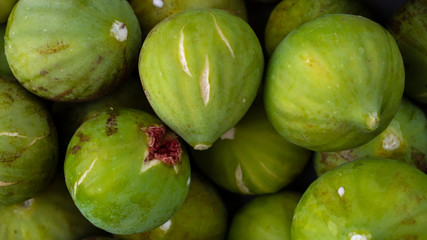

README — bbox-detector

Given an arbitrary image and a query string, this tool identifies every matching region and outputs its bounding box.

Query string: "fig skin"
[228,191,301,240]
[0,174,104,240]
[264,14,404,152]
[129,0,248,36]
[388,0,427,104]
[291,158,427,240]
[0,78,58,205]
[192,99,311,195]
[4,0,142,102]
[0,24,14,78]
[64,108,191,235]
[139,9,264,150]
[265,0,370,56]
[314,98,427,176]
[116,171,228,240]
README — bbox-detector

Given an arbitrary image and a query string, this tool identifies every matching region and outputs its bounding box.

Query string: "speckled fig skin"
[4,0,142,102]
[0,0,17,23]
[291,158,427,240]
[264,14,404,152]
[64,108,191,235]
[388,0,427,104]
[0,174,104,240]
[139,9,264,150]
[81,237,115,240]
[264,0,370,56]
[51,76,152,154]
[116,171,228,240]
[228,191,301,240]
[314,98,427,176]
[192,98,311,195]
[0,24,14,78]
[0,78,58,205]
[129,0,248,36]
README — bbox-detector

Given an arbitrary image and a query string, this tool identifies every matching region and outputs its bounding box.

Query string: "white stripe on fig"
[179,27,192,77]
[235,164,251,194]
[159,219,172,232]
[260,161,284,182]
[365,112,379,131]
[74,157,98,198]
[194,144,210,150]
[200,54,210,106]
[221,127,235,140]
[152,0,164,8]
[140,159,162,173]
[0,181,18,186]
[211,13,234,58]
[0,132,27,138]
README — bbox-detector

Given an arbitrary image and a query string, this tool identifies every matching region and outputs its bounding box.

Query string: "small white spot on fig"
[211,13,234,58]
[221,127,235,140]
[140,159,162,173]
[359,47,365,54]
[159,219,172,232]
[179,27,192,77]
[110,20,128,42]
[235,164,251,194]
[153,0,164,8]
[187,176,191,186]
[200,54,210,106]
[23,199,34,208]
[0,181,18,187]
[338,186,345,197]
[194,144,210,150]
[365,112,379,131]
[348,232,371,240]
[382,133,400,151]
[43,29,47,32]
[242,98,246,103]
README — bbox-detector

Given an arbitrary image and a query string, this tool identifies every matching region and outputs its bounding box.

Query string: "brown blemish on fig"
[39,41,69,55]
[0,151,22,164]
[70,145,81,154]
[411,151,426,173]
[106,112,118,136]
[40,70,48,76]
[145,125,181,166]
[52,88,73,101]
[37,86,48,92]
[76,132,90,142]
[401,218,416,225]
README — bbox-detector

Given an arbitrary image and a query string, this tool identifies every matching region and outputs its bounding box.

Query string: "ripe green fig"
[192,99,311,195]
[129,0,248,36]
[64,108,191,235]
[139,9,264,150]
[0,78,58,205]
[0,174,104,240]
[314,98,427,175]
[388,0,427,104]
[264,14,405,152]
[0,24,14,78]
[291,158,427,240]
[4,0,142,102]
[228,191,301,240]
[116,171,228,240]
[0,0,17,23]
[265,0,370,56]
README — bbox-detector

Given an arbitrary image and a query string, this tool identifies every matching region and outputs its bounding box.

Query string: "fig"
[0,0,17,23]
[264,14,404,152]
[314,98,427,175]
[265,0,370,56]
[388,0,427,104]
[0,174,104,240]
[4,0,142,102]
[228,191,301,240]
[116,171,227,240]
[64,108,191,235]
[139,9,264,150]
[0,78,58,205]
[0,24,13,78]
[291,158,427,240]
[129,0,248,36]
[192,99,311,195]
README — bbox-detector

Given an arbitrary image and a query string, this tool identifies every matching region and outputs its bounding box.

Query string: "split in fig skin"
[146,126,181,166]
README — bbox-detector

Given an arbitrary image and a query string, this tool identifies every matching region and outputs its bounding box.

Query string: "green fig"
[192,99,310,194]
[291,158,427,240]
[265,0,370,56]
[0,78,58,205]
[4,0,142,102]
[388,0,427,104]
[264,14,404,152]
[116,171,227,240]
[0,174,104,240]
[314,98,427,175]
[0,24,14,78]
[129,0,248,36]
[139,9,264,150]
[228,191,301,240]
[64,108,191,235]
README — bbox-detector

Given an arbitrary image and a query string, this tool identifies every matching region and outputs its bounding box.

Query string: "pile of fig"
[0,0,426,239]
